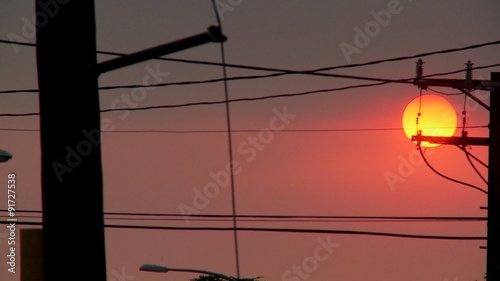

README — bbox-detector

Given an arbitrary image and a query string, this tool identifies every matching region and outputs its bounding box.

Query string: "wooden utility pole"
[413,60,499,280]
[35,0,226,279]
[487,72,500,281]
[36,1,107,280]
[21,229,44,281]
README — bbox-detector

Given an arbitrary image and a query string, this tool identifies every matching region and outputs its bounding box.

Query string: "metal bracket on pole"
[456,87,490,111]
[94,25,226,75]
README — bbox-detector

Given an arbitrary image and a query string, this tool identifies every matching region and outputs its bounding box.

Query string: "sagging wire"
[463,146,489,185]
[458,62,488,185]
[427,87,463,96]
[416,143,487,195]
[454,144,488,169]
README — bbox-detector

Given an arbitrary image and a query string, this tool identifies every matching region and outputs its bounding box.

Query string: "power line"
[87,65,500,114]
[102,218,487,223]
[2,62,499,118]
[458,144,489,185]
[99,62,498,92]
[101,39,500,75]
[0,81,385,117]
[1,35,500,95]
[0,220,485,240]
[0,68,413,95]
[6,215,485,223]
[0,125,488,134]
[464,148,489,185]
[0,81,387,117]
[2,62,500,95]
[0,209,486,221]
[0,40,36,48]
[455,144,489,169]
[1,38,500,78]
[428,87,464,96]
[0,112,39,117]
[0,88,39,94]
[417,145,488,194]
[102,225,489,240]
[456,93,488,185]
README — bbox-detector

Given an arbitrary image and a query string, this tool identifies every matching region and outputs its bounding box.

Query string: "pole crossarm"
[411,134,489,146]
[413,78,493,91]
[414,78,492,110]
[94,25,226,74]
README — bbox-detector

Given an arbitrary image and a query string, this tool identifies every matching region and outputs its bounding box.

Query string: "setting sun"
[402,94,458,147]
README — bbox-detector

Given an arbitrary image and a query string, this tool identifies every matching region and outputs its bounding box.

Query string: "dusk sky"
[1,1,500,281]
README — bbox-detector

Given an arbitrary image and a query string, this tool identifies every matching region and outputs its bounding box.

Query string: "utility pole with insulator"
[487,72,500,281]
[413,60,500,280]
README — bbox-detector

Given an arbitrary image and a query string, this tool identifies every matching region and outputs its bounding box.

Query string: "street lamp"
[139,264,237,281]
[0,149,12,162]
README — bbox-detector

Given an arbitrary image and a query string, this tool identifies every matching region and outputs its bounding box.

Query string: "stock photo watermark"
[339,0,406,63]
[110,267,135,281]
[6,173,17,274]
[104,64,170,123]
[7,0,244,53]
[384,147,435,191]
[51,64,170,182]
[7,0,71,54]
[178,106,297,223]
[281,235,340,281]
[214,0,245,21]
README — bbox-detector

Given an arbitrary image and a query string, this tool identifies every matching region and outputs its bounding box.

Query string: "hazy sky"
[1,1,500,281]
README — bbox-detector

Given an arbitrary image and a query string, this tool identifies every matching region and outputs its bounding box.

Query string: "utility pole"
[36,1,106,281]
[487,72,500,281]
[413,61,499,280]
[36,1,226,279]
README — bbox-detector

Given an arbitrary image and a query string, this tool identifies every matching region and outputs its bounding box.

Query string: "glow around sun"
[402,94,458,148]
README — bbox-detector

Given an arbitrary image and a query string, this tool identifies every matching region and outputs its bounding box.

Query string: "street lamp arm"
[169,267,237,281]
[0,149,12,163]
[140,264,237,281]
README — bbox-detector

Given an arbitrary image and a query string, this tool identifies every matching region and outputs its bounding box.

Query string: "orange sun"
[402,94,458,148]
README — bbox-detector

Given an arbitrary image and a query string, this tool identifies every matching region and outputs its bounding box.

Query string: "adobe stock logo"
[51,63,169,183]
[281,235,340,281]
[7,0,71,54]
[178,106,297,223]
[383,146,436,192]
[339,0,406,63]
[51,128,101,183]
[213,0,245,21]
[110,267,135,281]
